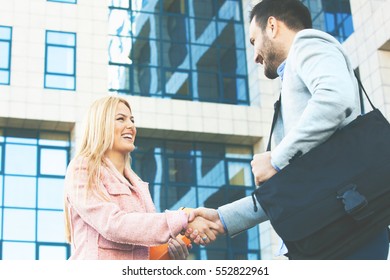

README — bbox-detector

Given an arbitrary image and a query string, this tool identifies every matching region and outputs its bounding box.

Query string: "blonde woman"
[64,96,220,260]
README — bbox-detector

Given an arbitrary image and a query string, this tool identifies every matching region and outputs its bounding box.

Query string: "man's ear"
[267,16,278,38]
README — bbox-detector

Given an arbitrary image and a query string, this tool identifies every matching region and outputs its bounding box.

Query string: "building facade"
[0,0,389,260]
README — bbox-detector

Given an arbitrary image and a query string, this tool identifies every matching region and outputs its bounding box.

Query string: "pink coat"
[64,157,187,260]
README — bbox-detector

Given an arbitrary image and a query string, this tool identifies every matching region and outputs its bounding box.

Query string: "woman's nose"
[126,120,134,129]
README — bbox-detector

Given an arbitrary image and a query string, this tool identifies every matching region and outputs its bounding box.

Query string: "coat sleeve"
[64,159,188,246]
[271,36,358,169]
[218,196,268,237]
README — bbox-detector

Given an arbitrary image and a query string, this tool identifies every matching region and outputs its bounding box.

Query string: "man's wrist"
[217,209,228,234]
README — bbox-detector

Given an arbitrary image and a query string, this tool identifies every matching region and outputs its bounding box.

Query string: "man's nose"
[254,52,260,64]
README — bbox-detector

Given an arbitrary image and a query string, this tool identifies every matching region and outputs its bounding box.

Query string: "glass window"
[0,128,70,260]
[196,158,225,187]
[133,153,164,184]
[3,209,36,241]
[45,31,76,90]
[47,0,77,4]
[0,175,3,207]
[190,18,217,44]
[163,0,187,15]
[217,20,245,49]
[227,161,253,187]
[4,176,36,208]
[2,242,35,260]
[189,0,217,18]
[132,138,259,260]
[226,146,252,159]
[165,70,191,98]
[302,0,354,42]
[133,66,162,95]
[39,132,70,147]
[162,42,190,69]
[5,128,37,144]
[40,148,67,176]
[217,0,241,21]
[161,15,188,43]
[0,208,2,237]
[47,47,74,74]
[5,144,37,176]
[108,64,130,91]
[37,210,66,242]
[109,0,130,9]
[219,48,246,75]
[39,245,68,260]
[108,8,131,37]
[195,72,219,101]
[0,26,12,85]
[131,0,160,13]
[163,185,197,210]
[38,178,65,210]
[109,36,132,65]
[132,13,161,39]
[193,45,219,72]
[0,145,2,172]
[131,38,158,66]
[167,157,194,184]
[108,0,249,105]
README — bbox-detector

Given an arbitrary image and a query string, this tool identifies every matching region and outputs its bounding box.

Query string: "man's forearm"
[218,196,269,237]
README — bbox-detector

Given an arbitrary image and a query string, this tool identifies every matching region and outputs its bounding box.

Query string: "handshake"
[181,207,226,246]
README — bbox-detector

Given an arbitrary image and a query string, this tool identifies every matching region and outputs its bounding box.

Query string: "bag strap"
[354,70,376,112]
[265,71,375,152]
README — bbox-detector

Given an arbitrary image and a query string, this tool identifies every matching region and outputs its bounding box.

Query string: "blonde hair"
[65,95,132,243]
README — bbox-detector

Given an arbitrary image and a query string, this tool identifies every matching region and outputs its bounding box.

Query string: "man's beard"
[262,38,282,80]
[263,50,280,79]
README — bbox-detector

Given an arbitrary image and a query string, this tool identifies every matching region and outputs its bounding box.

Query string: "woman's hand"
[168,236,191,260]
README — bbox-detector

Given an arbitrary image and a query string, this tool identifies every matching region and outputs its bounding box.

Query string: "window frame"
[47,0,77,4]
[0,26,12,85]
[108,1,250,105]
[44,30,77,91]
[0,128,70,260]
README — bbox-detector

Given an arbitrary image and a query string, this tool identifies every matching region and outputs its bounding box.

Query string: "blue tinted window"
[47,0,77,4]
[5,144,37,176]
[132,138,260,260]
[4,176,36,208]
[45,31,76,90]
[37,211,66,242]
[38,178,65,210]
[302,0,354,42]
[2,242,35,260]
[40,148,67,176]
[109,0,130,8]
[0,175,3,207]
[3,209,36,241]
[38,245,68,260]
[108,0,249,105]
[0,128,70,260]
[0,26,12,85]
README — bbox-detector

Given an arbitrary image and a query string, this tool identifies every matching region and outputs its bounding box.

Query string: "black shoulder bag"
[252,75,390,259]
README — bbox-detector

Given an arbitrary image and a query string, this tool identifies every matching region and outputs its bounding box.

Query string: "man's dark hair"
[250,0,312,31]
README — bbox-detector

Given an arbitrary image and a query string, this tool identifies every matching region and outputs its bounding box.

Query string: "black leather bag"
[252,76,390,259]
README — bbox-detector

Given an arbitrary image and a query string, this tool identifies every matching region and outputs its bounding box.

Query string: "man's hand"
[185,207,225,245]
[251,151,277,186]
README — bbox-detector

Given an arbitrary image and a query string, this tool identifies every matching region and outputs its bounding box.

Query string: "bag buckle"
[337,184,368,218]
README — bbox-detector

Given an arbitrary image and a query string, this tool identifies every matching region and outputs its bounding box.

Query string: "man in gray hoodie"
[187,0,389,260]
